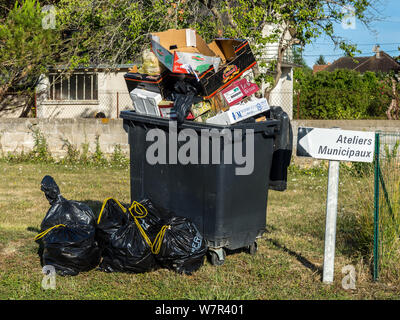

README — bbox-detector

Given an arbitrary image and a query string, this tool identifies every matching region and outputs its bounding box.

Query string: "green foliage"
[110,144,129,167]
[0,0,379,106]
[384,140,399,162]
[294,68,394,119]
[80,140,90,164]
[0,0,61,107]
[91,135,107,165]
[29,126,53,162]
[1,131,129,168]
[288,160,328,177]
[340,161,374,178]
[61,138,80,164]
[315,55,327,66]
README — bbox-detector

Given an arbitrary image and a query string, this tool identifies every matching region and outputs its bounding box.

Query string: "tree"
[54,0,380,99]
[193,0,379,99]
[315,55,327,65]
[0,0,62,116]
[0,0,381,115]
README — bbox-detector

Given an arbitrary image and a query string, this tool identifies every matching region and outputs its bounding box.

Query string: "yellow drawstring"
[129,201,147,218]
[97,197,127,225]
[128,201,170,254]
[152,224,170,255]
[41,198,171,254]
[34,224,66,241]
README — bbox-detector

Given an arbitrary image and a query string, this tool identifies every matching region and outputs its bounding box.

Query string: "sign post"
[322,159,340,283]
[297,127,375,284]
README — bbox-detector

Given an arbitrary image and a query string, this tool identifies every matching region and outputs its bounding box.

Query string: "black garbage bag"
[39,175,97,230]
[154,216,207,275]
[95,198,130,248]
[35,175,101,276]
[169,80,202,123]
[36,224,101,276]
[96,199,166,273]
[98,221,158,273]
[133,198,172,241]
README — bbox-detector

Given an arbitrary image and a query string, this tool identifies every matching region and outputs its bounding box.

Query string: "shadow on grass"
[27,226,40,233]
[266,238,323,278]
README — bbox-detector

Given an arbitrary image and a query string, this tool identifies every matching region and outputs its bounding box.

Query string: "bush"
[294,68,394,119]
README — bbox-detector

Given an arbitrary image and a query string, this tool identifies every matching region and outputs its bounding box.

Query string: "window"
[48,73,98,101]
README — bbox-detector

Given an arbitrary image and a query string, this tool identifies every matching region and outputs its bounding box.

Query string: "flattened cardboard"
[151,29,219,75]
[167,39,257,99]
[124,71,172,99]
[208,39,241,61]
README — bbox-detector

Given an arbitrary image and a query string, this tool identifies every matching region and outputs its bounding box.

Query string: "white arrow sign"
[297,127,375,163]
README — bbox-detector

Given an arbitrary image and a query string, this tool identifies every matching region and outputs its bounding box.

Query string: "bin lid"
[120,110,279,134]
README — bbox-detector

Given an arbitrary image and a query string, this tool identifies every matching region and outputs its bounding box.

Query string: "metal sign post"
[297,127,375,284]
[322,160,340,283]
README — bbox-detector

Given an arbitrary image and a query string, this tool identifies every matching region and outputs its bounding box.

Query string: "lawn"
[0,161,398,300]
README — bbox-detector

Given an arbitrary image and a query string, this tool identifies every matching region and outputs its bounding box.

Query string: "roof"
[324,51,400,74]
[313,64,329,74]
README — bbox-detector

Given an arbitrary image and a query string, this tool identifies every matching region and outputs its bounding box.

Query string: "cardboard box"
[166,38,257,99]
[124,71,172,98]
[220,78,260,106]
[126,31,257,103]
[206,98,270,125]
[151,29,221,75]
[158,101,175,118]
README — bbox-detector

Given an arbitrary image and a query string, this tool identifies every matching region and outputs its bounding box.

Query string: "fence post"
[373,132,380,282]
[116,92,119,119]
[297,91,300,119]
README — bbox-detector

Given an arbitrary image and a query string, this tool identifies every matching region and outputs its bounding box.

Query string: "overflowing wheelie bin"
[120,27,292,265]
[120,107,292,265]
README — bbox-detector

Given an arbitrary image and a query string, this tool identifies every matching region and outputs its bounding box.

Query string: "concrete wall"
[0,118,128,157]
[0,118,398,158]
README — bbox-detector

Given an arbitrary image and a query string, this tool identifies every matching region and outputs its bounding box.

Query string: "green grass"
[0,161,399,300]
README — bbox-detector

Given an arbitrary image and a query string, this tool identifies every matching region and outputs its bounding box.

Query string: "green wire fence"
[373,132,400,282]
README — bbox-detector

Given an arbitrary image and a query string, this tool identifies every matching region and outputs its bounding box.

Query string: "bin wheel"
[248,242,258,255]
[209,249,226,266]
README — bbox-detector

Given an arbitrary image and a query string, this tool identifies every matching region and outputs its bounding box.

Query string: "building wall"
[258,24,295,119]
[37,70,132,119]
[268,66,293,119]
[0,118,398,158]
